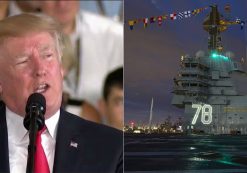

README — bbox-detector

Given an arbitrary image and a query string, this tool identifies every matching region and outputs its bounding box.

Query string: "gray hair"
[0,13,64,59]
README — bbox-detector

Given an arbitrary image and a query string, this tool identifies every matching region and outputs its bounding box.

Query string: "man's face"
[0,32,64,118]
[41,1,79,26]
[105,87,123,130]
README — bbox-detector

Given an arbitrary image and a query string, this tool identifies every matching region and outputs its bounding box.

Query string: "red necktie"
[34,126,50,173]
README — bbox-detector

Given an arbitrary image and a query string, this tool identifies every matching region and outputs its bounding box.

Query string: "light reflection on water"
[189,157,208,161]
[125,134,247,172]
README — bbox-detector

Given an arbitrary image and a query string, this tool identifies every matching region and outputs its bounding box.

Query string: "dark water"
[124,134,247,173]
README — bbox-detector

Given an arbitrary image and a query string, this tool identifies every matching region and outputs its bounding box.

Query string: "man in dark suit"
[0,13,122,173]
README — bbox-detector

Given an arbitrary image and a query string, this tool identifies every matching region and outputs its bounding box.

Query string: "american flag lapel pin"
[70,141,78,148]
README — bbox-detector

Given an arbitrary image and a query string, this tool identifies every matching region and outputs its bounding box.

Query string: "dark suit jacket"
[0,102,123,173]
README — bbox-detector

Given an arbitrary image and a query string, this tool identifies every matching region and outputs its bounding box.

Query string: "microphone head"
[24,93,46,130]
[25,93,46,114]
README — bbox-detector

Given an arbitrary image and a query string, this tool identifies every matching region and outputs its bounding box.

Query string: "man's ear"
[60,64,65,79]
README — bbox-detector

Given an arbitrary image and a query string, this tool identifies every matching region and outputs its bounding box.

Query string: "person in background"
[0,13,122,173]
[60,35,102,123]
[99,67,123,130]
[40,1,123,110]
[0,1,9,20]
[8,1,41,16]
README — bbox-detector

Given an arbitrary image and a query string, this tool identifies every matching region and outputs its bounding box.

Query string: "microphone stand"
[24,93,46,173]
[26,108,40,173]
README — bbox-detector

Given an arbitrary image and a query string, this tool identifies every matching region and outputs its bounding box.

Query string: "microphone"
[24,92,46,131]
[23,93,46,173]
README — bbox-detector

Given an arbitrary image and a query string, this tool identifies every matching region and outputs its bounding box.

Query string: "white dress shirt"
[6,107,60,173]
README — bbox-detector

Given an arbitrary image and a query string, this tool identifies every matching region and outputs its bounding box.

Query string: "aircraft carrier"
[172,5,247,134]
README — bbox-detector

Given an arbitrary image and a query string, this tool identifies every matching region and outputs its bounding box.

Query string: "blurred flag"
[143,18,148,28]
[240,21,245,30]
[192,9,200,15]
[170,13,177,20]
[162,15,168,20]
[157,16,162,26]
[236,18,241,24]
[184,10,191,18]
[150,17,156,23]
[128,20,134,30]
[178,12,184,19]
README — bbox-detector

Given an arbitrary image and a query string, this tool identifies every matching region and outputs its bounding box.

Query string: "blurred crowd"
[0,1,123,130]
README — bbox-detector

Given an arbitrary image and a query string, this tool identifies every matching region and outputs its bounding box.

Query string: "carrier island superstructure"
[172,5,247,134]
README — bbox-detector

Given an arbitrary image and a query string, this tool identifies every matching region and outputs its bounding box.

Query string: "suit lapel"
[0,102,10,173]
[53,110,83,173]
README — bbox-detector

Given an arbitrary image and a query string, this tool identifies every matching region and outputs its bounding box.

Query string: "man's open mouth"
[35,83,49,93]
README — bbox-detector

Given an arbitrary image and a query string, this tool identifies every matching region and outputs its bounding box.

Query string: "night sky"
[124,0,247,125]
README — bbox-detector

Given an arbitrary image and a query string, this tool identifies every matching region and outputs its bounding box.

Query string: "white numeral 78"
[191,104,212,125]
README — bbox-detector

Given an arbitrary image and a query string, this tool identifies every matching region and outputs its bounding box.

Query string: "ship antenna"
[148,97,154,133]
